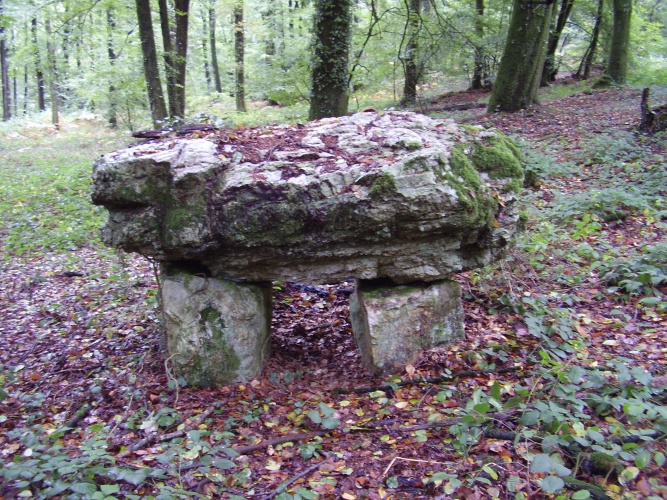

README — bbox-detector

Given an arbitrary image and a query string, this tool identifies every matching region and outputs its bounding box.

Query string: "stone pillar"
[350,279,464,374]
[161,265,272,386]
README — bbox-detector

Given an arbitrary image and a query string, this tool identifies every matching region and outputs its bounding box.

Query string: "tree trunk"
[44,19,58,129]
[31,17,45,112]
[400,0,421,106]
[541,0,575,86]
[0,0,11,121]
[201,5,211,90]
[262,0,277,65]
[607,0,631,84]
[173,0,190,118]
[158,0,178,118]
[209,4,222,93]
[234,0,246,112]
[107,8,118,128]
[471,0,486,91]
[135,0,167,126]
[309,0,352,120]
[487,0,555,113]
[580,0,603,79]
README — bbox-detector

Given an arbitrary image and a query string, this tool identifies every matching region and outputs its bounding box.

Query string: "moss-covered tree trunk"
[541,0,575,86]
[234,0,246,112]
[487,0,555,113]
[309,0,352,120]
[607,0,631,84]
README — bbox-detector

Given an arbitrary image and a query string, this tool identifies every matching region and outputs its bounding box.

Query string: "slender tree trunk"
[31,17,45,112]
[23,65,27,115]
[607,0,631,84]
[309,0,352,120]
[107,9,118,128]
[487,0,555,112]
[234,0,246,112]
[400,0,421,106]
[201,6,211,90]
[44,19,59,129]
[262,0,277,65]
[471,0,487,90]
[0,0,11,120]
[173,0,190,117]
[582,0,604,79]
[209,4,222,93]
[158,0,189,118]
[135,0,167,126]
[541,0,575,86]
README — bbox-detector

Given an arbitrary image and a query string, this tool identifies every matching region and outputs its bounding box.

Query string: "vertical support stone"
[350,279,464,374]
[161,265,272,386]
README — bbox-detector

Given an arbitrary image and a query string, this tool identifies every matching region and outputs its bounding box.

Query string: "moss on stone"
[586,452,619,475]
[368,172,397,198]
[183,306,241,386]
[471,134,524,184]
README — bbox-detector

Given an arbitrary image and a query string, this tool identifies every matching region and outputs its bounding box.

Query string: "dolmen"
[92,111,523,386]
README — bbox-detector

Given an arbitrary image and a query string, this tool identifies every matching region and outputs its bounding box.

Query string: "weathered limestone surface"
[93,111,522,285]
[350,279,463,374]
[93,111,524,385]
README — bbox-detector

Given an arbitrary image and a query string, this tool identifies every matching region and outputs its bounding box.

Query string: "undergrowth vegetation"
[1,90,666,499]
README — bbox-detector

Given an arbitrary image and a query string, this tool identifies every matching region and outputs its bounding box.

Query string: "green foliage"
[0,120,130,258]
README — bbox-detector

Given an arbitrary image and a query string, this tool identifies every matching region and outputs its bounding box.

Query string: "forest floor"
[1,82,666,500]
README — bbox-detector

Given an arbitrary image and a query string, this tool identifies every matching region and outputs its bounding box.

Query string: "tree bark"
[173,0,190,118]
[44,18,58,129]
[107,8,118,128]
[541,0,575,86]
[234,0,246,112]
[607,0,631,84]
[400,0,421,106]
[135,0,168,126]
[579,0,603,79]
[158,0,178,117]
[31,17,45,112]
[309,0,352,120]
[0,0,11,120]
[470,0,487,91]
[201,5,211,90]
[209,4,222,93]
[487,0,556,113]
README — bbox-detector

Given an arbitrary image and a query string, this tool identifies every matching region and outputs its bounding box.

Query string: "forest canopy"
[0,0,665,127]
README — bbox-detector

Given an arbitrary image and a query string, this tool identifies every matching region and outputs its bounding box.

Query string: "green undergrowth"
[0,118,130,258]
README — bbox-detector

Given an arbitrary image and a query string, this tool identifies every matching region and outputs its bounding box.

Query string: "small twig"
[383,456,448,478]
[333,366,521,395]
[118,402,221,458]
[231,430,331,456]
[262,453,331,500]
[65,402,92,429]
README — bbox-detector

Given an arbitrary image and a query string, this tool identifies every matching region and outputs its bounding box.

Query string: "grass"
[0,117,131,258]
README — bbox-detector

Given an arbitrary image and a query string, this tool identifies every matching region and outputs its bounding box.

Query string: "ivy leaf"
[635,451,651,469]
[572,490,591,499]
[307,410,322,424]
[530,454,553,473]
[322,417,340,429]
[541,475,565,493]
